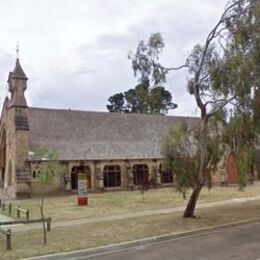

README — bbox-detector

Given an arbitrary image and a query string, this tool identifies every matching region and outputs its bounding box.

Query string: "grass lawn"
[1,184,260,222]
[0,200,260,260]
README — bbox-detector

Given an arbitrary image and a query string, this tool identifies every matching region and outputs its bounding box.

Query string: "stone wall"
[28,158,171,195]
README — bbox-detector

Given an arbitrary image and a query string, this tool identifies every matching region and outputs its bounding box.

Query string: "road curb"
[20,217,260,260]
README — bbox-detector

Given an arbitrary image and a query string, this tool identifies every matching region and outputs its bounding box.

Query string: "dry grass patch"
[1,184,260,222]
[0,200,260,260]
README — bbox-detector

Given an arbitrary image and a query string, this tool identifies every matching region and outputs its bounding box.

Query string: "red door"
[226,153,238,184]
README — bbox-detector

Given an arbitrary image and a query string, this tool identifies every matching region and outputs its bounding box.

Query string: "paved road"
[32,222,260,260]
[92,222,260,260]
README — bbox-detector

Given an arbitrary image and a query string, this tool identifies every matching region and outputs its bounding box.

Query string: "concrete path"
[2,195,260,232]
[0,213,13,222]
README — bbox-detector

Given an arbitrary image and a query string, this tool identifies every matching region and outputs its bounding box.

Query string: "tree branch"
[205,98,230,107]
[165,64,189,72]
[193,0,243,117]
[207,95,238,119]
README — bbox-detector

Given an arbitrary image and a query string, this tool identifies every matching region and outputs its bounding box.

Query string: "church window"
[159,164,173,184]
[103,165,121,187]
[31,164,40,179]
[133,164,149,186]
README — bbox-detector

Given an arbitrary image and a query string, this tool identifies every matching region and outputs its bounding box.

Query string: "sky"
[0,0,228,117]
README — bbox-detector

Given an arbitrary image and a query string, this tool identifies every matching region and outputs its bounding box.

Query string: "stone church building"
[0,58,239,198]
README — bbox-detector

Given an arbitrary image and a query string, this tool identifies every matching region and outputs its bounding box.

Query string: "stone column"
[152,160,160,188]
[94,161,103,192]
[126,161,134,190]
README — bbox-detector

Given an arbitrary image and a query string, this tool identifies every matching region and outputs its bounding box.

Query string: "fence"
[0,199,30,220]
[0,199,51,250]
[0,217,52,250]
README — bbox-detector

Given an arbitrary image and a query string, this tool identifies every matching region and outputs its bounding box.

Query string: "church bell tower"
[4,47,31,198]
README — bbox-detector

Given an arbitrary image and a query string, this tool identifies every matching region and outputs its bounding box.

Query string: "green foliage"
[33,146,65,244]
[161,0,259,217]
[223,113,256,188]
[107,33,178,114]
[237,150,251,190]
[106,93,125,113]
[108,0,258,217]
[128,33,166,86]
[125,82,149,113]
[184,0,259,191]
[162,123,198,196]
[253,86,260,134]
[107,81,176,115]
[185,0,259,117]
[33,146,64,186]
[162,121,224,196]
[150,86,175,114]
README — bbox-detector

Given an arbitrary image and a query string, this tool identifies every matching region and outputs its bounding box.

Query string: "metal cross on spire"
[16,42,19,59]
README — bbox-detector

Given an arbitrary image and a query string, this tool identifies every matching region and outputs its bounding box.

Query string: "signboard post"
[77,173,88,206]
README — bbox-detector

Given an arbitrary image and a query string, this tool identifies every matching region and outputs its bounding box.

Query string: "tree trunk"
[182,117,207,218]
[40,186,47,244]
[183,183,203,218]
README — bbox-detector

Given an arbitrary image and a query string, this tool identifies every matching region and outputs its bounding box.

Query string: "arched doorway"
[71,165,91,190]
[132,164,149,186]
[226,152,238,184]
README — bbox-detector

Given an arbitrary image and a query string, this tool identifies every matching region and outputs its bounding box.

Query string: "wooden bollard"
[26,210,29,221]
[47,217,51,232]
[8,203,12,215]
[0,199,2,207]
[17,207,20,218]
[2,202,6,211]
[6,229,11,250]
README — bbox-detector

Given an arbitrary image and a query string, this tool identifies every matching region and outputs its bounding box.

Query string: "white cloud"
[0,0,228,116]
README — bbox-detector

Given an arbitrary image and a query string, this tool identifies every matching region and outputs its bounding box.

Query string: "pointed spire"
[12,58,27,80]
[8,44,28,81]
[7,46,28,107]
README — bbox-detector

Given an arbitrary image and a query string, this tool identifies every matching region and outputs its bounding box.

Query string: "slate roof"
[28,107,199,161]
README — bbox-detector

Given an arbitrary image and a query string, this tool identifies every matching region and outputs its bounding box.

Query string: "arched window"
[32,164,40,179]
[32,171,37,178]
[133,164,149,186]
[103,165,121,187]
[160,164,173,184]
[7,160,12,186]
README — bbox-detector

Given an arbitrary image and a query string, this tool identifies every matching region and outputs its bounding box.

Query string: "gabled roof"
[28,107,199,161]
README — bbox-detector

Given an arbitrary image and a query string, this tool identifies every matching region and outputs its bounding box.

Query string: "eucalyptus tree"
[132,0,259,217]
[107,33,177,114]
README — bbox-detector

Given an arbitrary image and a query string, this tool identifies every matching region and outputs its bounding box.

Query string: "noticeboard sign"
[77,173,88,206]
